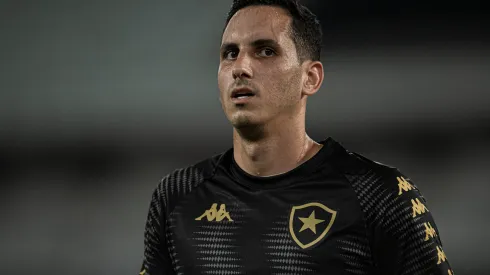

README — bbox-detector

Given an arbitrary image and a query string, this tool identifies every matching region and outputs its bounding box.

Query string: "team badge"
[289,202,337,249]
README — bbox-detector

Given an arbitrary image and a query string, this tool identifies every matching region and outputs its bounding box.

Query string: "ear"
[301,61,324,96]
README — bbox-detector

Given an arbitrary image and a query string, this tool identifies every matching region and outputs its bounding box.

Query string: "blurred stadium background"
[0,0,488,274]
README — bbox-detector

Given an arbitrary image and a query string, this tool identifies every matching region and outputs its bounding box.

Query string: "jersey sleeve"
[371,170,454,275]
[139,180,175,275]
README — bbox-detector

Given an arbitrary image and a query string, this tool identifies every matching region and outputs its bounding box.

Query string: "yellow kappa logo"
[411,198,429,218]
[424,222,437,241]
[397,176,414,195]
[196,203,233,222]
[437,246,447,265]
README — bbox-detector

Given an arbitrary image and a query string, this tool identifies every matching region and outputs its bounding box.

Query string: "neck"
[232,113,322,177]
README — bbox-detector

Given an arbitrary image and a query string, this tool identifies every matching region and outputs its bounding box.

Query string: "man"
[140,0,453,274]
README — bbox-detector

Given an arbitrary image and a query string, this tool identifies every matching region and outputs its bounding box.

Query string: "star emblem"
[289,202,337,249]
[298,210,325,234]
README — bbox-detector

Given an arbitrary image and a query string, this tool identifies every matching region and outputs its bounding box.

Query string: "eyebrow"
[220,39,280,53]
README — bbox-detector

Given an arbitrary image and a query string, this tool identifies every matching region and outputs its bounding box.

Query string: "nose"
[232,54,253,80]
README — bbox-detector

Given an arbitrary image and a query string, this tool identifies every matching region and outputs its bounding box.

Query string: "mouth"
[231,88,256,100]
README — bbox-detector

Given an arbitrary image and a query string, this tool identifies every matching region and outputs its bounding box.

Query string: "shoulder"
[328,144,451,273]
[328,140,417,197]
[343,151,418,196]
[328,142,424,227]
[152,151,227,213]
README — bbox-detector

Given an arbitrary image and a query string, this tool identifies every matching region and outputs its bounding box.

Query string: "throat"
[234,135,321,177]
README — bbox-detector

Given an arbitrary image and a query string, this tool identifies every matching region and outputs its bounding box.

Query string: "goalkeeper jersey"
[140,137,453,275]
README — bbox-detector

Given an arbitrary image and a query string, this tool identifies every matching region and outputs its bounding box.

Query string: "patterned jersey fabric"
[140,137,453,275]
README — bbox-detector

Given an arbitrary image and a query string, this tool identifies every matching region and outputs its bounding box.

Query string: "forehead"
[222,6,293,45]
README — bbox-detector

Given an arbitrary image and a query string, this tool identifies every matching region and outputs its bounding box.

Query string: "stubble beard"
[229,110,267,142]
[226,71,303,141]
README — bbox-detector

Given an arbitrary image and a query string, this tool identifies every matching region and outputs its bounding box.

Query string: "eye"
[223,49,238,60]
[257,48,276,57]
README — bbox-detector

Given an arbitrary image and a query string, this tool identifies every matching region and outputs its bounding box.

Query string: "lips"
[231,88,256,99]
[230,87,256,104]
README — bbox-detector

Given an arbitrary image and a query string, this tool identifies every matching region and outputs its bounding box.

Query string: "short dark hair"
[224,0,323,63]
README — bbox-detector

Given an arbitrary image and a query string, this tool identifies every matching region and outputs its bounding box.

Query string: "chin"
[229,113,261,129]
[231,116,253,128]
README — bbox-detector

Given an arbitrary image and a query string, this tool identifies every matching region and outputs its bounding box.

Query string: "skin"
[218,5,324,177]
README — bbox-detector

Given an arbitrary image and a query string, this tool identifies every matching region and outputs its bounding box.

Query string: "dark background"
[0,0,488,274]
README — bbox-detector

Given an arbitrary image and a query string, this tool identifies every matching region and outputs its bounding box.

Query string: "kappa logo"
[195,203,233,222]
[289,202,337,249]
[436,246,447,265]
[397,176,414,195]
[411,198,429,218]
[424,222,437,241]
[139,269,146,275]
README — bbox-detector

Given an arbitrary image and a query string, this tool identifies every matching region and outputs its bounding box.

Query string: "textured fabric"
[262,215,315,274]
[188,202,248,274]
[141,166,205,275]
[336,227,373,275]
[344,169,452,275]
[139,137,453,275]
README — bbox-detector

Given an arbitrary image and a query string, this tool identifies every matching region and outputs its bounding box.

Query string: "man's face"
[218,6,304,129]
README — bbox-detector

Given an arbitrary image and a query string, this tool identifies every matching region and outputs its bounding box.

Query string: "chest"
[165,181,374,274]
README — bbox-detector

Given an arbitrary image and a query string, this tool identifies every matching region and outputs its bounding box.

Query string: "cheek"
[217,72,232,106]
[272,70,303,100]
[217,69,229,91]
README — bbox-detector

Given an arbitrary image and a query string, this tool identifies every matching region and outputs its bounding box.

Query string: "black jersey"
[139,137,453,275]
